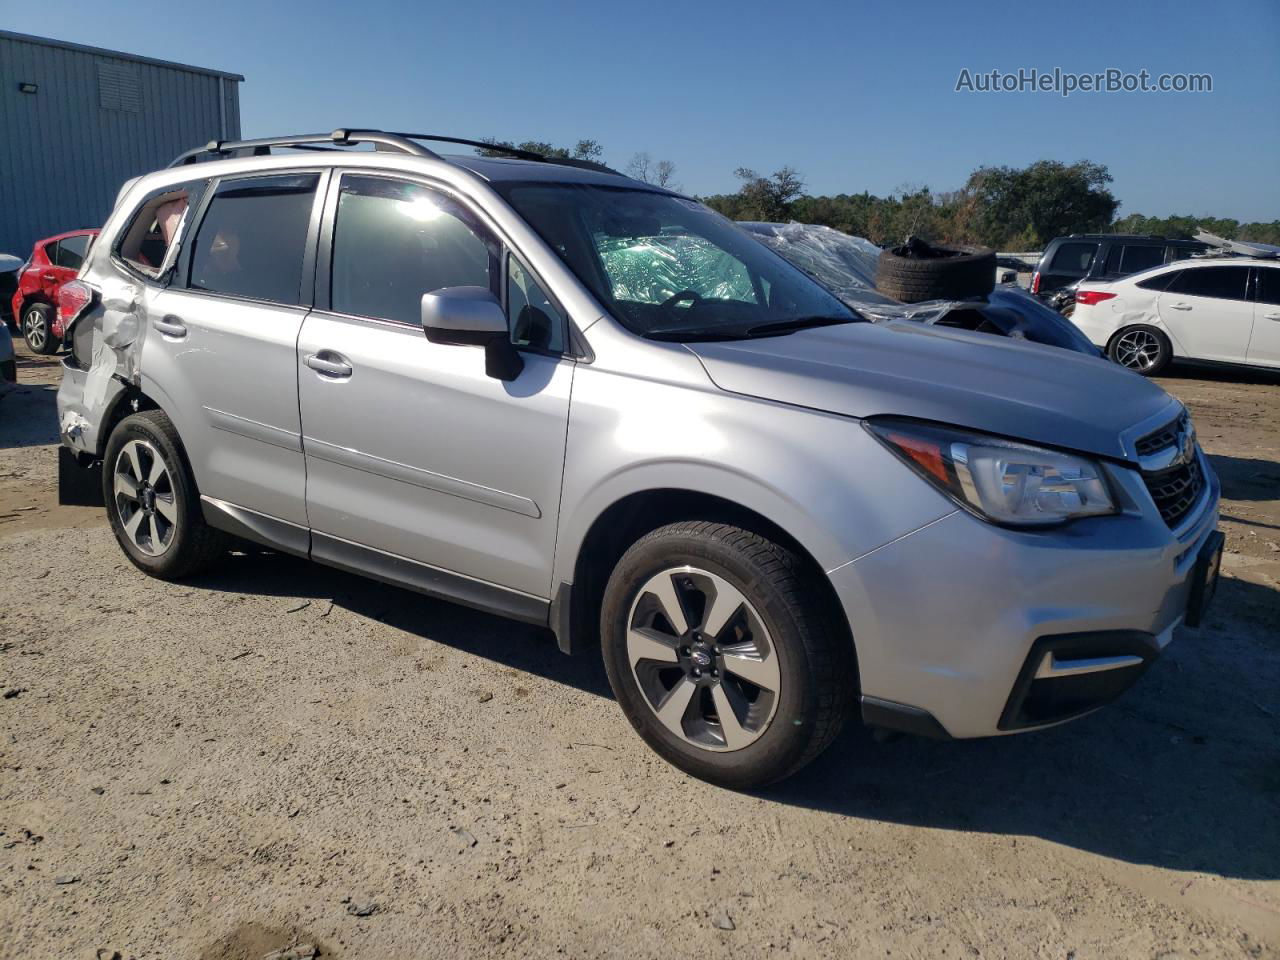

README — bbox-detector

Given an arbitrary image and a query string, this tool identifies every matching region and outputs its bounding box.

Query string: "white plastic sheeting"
[738,221,962,324]
[739,221,1100,355]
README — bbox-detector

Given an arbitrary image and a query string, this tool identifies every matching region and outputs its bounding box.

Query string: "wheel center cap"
[141,487,156,512]
[690,648,712,669]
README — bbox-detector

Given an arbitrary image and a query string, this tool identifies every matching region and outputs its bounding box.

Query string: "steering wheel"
[658,290,703,315]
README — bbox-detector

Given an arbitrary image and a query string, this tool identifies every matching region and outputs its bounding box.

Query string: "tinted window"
[1102,244,1123,275]
[1167,265,1249,301]
[54,234,91,269]
[1257,268,1280,306]
[1048,241,1097,275]
[1168,247,1197,262]
[1136,270,1180,292]
[331,175,496,325]
[1121,245,1165,273]
[189,174,319,305]
[507,256,565,352]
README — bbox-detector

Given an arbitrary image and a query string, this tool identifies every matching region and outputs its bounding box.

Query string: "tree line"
[477,140,1279,249]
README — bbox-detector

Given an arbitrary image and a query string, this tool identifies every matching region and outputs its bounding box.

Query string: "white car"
[1072,257,1280,375]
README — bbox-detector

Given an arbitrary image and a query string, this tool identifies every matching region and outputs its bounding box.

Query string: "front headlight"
[866,418,1117,527]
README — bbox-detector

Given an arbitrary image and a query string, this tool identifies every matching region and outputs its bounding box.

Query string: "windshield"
[495,183,860,340]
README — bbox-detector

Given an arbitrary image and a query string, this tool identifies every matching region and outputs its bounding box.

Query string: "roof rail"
[168,129,438,167]
[167,127,627,177]
[389,132,622,175]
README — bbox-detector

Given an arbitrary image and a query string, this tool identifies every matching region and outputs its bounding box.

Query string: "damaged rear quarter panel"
[57,273,146,456]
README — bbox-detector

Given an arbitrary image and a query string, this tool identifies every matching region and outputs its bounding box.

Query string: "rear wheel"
[103,410,228,579]
[601,521,853,789]
[1108,325,1171,376]
[21,303,58,355]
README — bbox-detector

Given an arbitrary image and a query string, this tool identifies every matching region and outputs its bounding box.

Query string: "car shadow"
[1208,453,1280,503]
[186,548,1278,881]
[185,547,613,699]
[0,379,60,450]
[1161,362,1280,387]
[762,572,1279,881]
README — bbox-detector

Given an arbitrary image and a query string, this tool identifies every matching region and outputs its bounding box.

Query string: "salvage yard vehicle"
[56,129,1223,788]
[0,253,24,331]
[11,229,99,354]
[1031,234,1208,300]
[740,222,1099,356]
[0,323,15,385]
[1072,255,1280,375]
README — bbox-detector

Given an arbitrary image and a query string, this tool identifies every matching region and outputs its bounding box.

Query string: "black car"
[1031,234,1208,298]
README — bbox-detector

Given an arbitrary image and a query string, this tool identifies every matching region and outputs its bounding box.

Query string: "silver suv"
[56,130,1223,787]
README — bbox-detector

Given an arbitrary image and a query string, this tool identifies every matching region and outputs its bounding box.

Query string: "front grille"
[1135,414,1186,458]
[1143,457,1204,529]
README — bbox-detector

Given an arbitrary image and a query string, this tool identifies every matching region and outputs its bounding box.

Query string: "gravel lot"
[1,341,1277,960]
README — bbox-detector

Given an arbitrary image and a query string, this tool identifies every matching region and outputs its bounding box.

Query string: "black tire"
[1107,325,1172,377]
[102,410,228,579]
[601,521,854,789]
[876,239,996,303]
[21,302,59,355]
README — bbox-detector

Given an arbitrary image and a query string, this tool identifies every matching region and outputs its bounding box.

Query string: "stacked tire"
[875,237,996,303]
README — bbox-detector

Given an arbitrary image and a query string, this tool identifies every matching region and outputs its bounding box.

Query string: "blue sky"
[8,0,1279,220]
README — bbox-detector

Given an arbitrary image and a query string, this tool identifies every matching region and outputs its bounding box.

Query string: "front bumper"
[829,456,1220,739]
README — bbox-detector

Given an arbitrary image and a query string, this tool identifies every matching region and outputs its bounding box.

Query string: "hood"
[686,320,1177,461]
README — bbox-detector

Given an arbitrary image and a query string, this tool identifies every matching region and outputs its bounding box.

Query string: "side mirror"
[421,286,524,381]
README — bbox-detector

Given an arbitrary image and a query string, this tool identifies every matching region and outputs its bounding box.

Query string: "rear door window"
[1256,267,1280,305]
[189,173,320,305]
[1119,245,1165,274]
[1048,241,1098,276]
[54,234,91,270]
[1167,265,1250,301]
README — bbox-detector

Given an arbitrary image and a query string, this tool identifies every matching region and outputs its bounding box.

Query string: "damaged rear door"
[139,171,328,527]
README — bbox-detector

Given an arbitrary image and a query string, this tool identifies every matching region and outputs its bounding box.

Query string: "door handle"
[1265,312,1280,321]
[305,352,353,379]
[152,315,187,338]
[1168,302,1192,311]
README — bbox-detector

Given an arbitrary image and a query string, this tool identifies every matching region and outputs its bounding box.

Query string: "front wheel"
[1108,325,1171,376]
[103,410,228,579]
[601,521,853,789]
[22,303,58,355]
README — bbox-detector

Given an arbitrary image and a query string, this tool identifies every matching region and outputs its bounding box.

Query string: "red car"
[11,229,99,354]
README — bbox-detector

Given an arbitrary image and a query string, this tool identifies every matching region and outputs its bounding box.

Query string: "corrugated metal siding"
[0,35,243,255]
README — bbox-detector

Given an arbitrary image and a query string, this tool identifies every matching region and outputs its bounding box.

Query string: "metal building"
[0,31,243,255]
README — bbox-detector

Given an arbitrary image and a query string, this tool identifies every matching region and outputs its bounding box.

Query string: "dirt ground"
[1,339,1277,960]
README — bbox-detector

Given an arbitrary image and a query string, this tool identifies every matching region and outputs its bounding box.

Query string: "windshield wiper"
[743,315,862,338]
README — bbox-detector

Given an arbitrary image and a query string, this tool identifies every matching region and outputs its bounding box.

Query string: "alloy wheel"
[626,566,780,752]
[113,439,177,557]
[23,308,47,352]
[1114,329,1162,371]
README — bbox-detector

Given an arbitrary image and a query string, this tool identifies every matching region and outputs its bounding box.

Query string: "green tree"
[478,137,604,161]
[962,160,1118,248]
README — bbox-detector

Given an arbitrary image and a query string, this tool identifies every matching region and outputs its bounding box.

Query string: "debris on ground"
[713,909,736,931]
[262,945,319,960]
